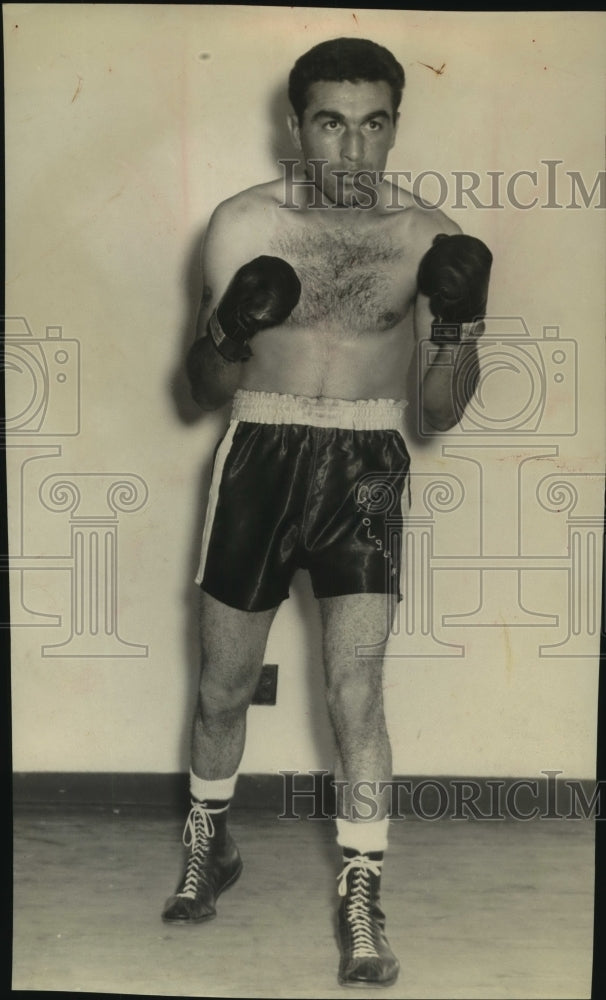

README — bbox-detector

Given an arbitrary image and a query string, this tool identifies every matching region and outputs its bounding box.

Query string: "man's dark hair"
[288,37,405,124]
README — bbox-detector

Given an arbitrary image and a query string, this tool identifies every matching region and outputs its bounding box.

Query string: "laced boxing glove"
[417,234,492,344]
[208,255,301,362]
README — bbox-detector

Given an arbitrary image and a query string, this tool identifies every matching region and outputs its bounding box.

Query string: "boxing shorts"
[195,390,411,612]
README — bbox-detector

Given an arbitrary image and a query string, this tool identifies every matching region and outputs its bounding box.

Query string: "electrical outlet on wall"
[252,664,278,705]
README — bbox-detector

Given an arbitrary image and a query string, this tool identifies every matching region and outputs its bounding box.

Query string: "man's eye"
[323,120,340,130]
[366,120,382,131]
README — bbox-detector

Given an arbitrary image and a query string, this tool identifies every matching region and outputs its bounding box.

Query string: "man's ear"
[287,112,302,150]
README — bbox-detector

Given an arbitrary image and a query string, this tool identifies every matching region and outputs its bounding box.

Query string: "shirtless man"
[162,37,491,989]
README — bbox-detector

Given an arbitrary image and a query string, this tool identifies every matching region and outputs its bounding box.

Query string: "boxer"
[164,37,492,990]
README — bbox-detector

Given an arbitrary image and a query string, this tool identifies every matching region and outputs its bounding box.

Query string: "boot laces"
[337,855,383,959]
[177,802,227,899]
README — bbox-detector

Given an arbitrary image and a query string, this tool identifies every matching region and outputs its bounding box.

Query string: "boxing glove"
[208,255,301,362]
[417,234,492,344]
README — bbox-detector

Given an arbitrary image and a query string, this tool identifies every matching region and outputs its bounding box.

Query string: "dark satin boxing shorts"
[195,390,411,612]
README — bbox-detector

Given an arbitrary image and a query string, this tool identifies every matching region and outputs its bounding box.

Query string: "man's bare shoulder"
[387,186,460,236]
[381,186,460,263]
[202,180,284,266]
[209,180,283,228]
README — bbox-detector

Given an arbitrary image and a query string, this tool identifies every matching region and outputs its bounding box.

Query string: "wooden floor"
[12,806,594,998]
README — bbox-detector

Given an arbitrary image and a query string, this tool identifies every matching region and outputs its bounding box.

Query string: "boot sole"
[337,960,400,989]
[338,973,400,989]
[162,859,244,925]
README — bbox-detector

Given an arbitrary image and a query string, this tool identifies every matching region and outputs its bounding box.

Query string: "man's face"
[288,79,399,207]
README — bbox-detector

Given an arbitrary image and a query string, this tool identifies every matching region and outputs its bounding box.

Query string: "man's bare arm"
[186,284,242,411]
[414,229,491,432]
[415,292,481,432]
[185,201,301,411]
[185,210,245,411]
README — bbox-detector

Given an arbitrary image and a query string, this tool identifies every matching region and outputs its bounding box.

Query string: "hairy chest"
[271,224,417,336]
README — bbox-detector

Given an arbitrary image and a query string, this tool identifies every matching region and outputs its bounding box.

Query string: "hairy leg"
[319,593,396,821]
[191,590,279,779]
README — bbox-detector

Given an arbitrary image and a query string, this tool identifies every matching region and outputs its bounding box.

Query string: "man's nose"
[341,129,364,164]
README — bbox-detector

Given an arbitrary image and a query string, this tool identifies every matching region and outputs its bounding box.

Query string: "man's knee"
[325,665,386,731]
[196,595,272,719]
[198,664,258,720]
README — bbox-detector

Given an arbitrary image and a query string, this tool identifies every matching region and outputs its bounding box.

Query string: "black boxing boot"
[162,800,242,923]
[336,850,400,988]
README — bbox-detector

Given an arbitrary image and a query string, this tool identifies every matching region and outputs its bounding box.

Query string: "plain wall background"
[5,6,605,778]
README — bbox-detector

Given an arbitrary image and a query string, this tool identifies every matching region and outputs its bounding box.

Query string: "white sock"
[189,768,238,804]
[336,817,389,854]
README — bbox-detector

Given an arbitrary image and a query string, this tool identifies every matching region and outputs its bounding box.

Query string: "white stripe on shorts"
[195,420,238,587]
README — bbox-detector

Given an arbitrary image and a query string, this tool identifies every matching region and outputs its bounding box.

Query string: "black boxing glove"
[208,255,301,362]
[417,234,492,344]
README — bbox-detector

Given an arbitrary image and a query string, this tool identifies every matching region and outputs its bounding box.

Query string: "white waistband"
[231,390,408,431]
